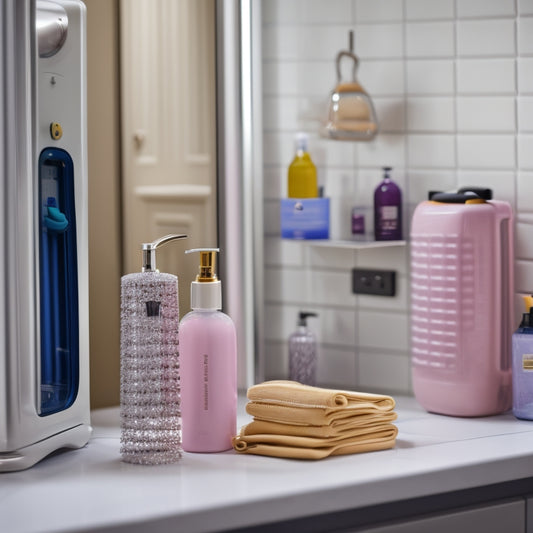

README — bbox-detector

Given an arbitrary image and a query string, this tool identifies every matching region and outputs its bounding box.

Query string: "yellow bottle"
[288,132,318,198]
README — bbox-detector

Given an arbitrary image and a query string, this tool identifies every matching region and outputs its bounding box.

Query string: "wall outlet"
[352,268,396,297]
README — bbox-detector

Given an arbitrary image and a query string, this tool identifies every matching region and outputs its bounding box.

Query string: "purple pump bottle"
[374,166,402,241]
[512,302,533,420]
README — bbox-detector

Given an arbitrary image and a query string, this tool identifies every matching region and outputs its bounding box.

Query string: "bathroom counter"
[3,395,533,533]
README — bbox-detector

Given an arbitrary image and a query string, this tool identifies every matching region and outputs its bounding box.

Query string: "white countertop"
[3,395,533,533]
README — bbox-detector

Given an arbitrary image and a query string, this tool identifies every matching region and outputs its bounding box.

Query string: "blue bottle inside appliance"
[39,148,80,415]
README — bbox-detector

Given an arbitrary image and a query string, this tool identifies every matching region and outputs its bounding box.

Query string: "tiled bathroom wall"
[261,0,533,395]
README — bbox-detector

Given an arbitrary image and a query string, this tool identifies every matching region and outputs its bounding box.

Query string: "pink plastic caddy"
[410,190,514,416]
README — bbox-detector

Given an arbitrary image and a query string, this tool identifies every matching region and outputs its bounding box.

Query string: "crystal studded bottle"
[120,234,187,464]
[289,312,318,386]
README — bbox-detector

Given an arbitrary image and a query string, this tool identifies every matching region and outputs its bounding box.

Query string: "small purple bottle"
[512,305,533,420]
[374,166,402,241]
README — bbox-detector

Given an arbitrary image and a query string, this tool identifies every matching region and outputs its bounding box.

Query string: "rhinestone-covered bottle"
[119,234,186,464]
[289,312,318,386]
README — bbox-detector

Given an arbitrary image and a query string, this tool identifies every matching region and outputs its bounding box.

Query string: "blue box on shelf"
[280,198,330,240]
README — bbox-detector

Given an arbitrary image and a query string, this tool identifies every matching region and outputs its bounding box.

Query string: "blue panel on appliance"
[38,148,79,416]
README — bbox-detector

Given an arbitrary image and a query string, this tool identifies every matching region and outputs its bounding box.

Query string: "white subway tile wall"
[261,0,533,396]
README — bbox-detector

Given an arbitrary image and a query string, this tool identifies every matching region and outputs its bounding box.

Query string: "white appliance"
[0,0,91,472]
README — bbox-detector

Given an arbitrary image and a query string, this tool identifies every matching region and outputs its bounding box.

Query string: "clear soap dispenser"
[289,312,318,386]
[179,248,237,452]
[120,234,187,464]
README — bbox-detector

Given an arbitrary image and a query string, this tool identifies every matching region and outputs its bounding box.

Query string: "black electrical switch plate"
[352,268,396,297]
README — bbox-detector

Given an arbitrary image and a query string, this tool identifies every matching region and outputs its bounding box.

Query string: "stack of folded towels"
[232,380,398,460]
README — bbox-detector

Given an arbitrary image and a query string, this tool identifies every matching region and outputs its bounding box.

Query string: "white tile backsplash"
[518,135,533,169]
[518,58,533,94]
[262,61,333,97]
[406,60,455,95]
[516,221,533,260]
[264,237,305,267]
[516,260,533,293]
[457,134,516,169]
[307,243,356,269]
[264,199,281,236]
[357,134,406,167]
[407,134,456,167]
[263,167,284,200]
[354,24,404,59]
[457,59,516,94]
[262,96,299,131]
[456,19,516,57]
[357,60,405,97]
[456,97,516,132]
[358,351,411,394]
[354,0,403,22]
[456,0,516,19]
[457,170,516,205]
[264,266,309,304]
[407,170,457,204]
[263,25,353,61]
[313,137,357,168]
[518,97,533,132]
[319,307,358,346]
[518,17,533,54]
[405,22,455,57]
[405,0,454,21]
[406,97,455,132]
[263,341,286,380]
[372,97,406,132]
[355,245,409,275]
[309,269,357,307]
[317,346,357,388]
[517,172,533,212]
[358,311,409,351]
[260,3,533,395]
[519,0,533,15]
[262,0,353,25]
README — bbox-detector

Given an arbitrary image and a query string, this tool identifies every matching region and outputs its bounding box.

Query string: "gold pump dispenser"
[191,248,218,282]
[186,248,222,310]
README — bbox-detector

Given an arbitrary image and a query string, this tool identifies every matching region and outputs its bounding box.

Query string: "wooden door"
[120,0,217,317]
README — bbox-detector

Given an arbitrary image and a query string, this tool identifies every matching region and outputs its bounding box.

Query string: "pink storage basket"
[410,190,514,416]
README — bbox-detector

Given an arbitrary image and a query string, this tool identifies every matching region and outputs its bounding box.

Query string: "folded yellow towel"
[240,413,398,439]
[232,424,398,460]
[246,380,396,427]
[233,381,398,460]
[248,380,395,410]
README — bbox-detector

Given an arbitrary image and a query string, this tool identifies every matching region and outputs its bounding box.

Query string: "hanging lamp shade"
[323,31,378,141]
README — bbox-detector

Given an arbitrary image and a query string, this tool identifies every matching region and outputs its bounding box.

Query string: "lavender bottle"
[289,312,318,386]
[512,306,533,420]
[374,166,402,241]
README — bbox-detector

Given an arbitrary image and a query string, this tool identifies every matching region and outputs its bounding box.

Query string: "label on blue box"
[280,198,330,240]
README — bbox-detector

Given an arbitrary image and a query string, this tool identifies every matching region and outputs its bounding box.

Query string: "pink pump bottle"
[179,248,237,452]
